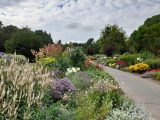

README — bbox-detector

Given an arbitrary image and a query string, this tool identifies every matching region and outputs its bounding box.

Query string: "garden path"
[102,65,160,120]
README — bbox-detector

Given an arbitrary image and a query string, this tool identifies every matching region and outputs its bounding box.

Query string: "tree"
[0,24,18,52]
[130,14,160,55]
[35,30,53,45]
[0,21,2,27]
[97,24,127,55]
[5,29,43,59]
[57,40,62,45]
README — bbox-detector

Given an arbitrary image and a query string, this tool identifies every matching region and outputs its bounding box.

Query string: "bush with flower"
[84,59,93,67]
[136,57,143,63]
[142,69,160,79]
[115,60,127,68]
[129,63,149,73]
[66,67,80,75]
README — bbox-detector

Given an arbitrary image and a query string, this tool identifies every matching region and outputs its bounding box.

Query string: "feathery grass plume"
[0,55,52,119]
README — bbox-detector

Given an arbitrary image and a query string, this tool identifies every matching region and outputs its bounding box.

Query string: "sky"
[0,0,160,43]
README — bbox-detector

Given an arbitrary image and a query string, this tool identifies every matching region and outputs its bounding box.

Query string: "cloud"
[0,0,25,7]
[66,22,82,29]
[0,0,159,43]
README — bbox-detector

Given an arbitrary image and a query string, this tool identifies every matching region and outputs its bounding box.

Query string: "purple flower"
[52,78,76,100]
[0,52,5,57]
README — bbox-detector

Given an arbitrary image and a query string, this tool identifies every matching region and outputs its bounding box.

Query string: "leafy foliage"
[144,58,160,69]
[5,29,43,60]
[97,24,127,55]
[119,54,139,65]
[130,14,160,55]
[68,47,86,68]
[152,72,160,81]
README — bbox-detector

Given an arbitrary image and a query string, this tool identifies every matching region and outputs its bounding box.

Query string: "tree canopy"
[96,24,127,55]
[0,21,53,59]
[5,29,43,59]
[130,14,160,55]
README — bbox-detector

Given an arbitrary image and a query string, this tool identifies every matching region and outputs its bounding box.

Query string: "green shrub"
[75,88,111,120]
[32,102,74,120]
[144,58,160,69]
[119,54,139,65]
[106,58,116,65]
[55,56,70,71]
[139,51,155,60]
[122,52,131,56]
[68,72,93,90]
[152,72,160,80]
[38,57,56,70]
[68,47,86,68]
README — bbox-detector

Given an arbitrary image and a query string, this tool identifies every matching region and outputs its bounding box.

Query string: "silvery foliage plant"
[106,101,154,120]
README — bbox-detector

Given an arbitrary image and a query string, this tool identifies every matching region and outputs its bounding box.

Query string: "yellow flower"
[129,63,149,72]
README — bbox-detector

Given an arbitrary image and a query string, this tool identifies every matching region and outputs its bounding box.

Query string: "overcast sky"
[0,0,160,43]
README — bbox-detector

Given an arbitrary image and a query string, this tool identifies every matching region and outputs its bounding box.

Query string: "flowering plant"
[116,60,127,68]
[52,78,76,101]
[32,43,63,59]
[129,63,149,73]
[0,52,5,57]
[66,67,80,75]
[84,59,93,67]
[96,64,103,70]
[149,69,160,72]
[137,57,143,63]
[109,63,116,68]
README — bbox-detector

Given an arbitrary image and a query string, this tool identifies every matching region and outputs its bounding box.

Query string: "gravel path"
[102,65,160,120]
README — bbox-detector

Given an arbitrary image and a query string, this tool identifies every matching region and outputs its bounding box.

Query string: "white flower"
[72,67,77,73]
[113,57,117,59]
[67,68,72,73]
[137,57,143,62]
[76,68,80,71]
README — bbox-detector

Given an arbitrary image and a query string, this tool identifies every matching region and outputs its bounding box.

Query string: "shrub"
[116,60,127,68]
[152,72,160,81]
[32,102,74,120]
[142,71,154,78]
[119,54,140,65]
[142,70,160,78]
[84,59,93,67]
[103,44,116,56]
[51,78,76,101]
[68,47,86,68]
[129,63,149,74]
[106,101,154,120]
[68,72,93,90]
[139,51,155,60]
[144,58,160,69]
[32,43,63,59]
[87,47,94,55]
[122,52,131,56]
[38,57,56,70]
[0,53,27,63]
[75,87,111,120]
[55,56,70,72]
[0,56,51,119]
[106,58,116,65]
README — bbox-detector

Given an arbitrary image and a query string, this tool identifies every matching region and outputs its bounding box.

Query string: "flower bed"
[129,63,149,74]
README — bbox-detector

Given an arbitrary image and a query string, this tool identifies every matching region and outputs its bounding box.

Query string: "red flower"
[116,61,127,66]
[96,64,102,70]
[149,69,160,72]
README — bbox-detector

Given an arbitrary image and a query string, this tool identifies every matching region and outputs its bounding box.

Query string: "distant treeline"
[0,14,160,59]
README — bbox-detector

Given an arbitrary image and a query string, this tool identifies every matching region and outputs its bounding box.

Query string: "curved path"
[102,65,160,120]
